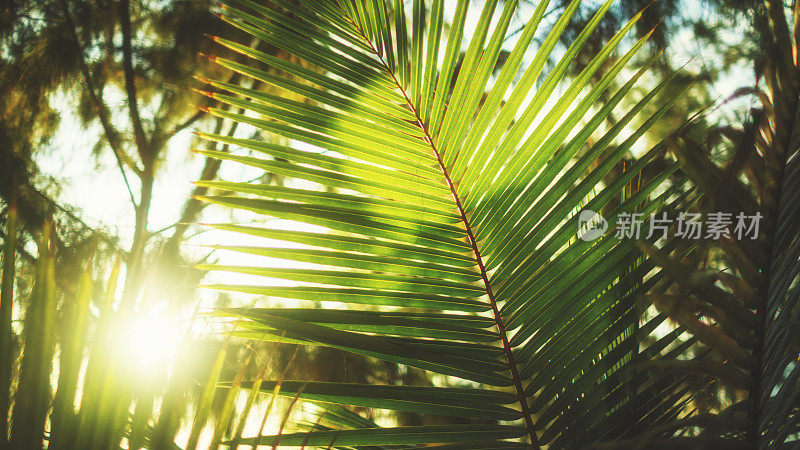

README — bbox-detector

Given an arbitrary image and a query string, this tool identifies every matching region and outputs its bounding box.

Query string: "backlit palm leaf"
[198,0,692,447]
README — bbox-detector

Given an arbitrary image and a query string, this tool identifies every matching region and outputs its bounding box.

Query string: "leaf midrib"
[339,7,539,448]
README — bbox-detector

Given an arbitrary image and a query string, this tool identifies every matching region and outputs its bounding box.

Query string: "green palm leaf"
[198,0,692,447]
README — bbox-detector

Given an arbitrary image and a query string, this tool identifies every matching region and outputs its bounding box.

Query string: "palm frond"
[200,0,693,447]
[637,0,800,447]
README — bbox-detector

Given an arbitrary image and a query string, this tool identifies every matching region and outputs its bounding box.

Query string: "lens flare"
[113,309,183,375]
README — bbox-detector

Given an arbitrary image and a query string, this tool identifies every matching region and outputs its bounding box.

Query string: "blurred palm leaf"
[198,0,711,448]
[649,0,800,447]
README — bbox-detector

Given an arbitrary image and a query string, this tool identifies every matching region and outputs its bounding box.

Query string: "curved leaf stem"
[339,7,540,448]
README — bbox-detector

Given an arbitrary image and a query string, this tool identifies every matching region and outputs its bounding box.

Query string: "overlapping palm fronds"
[639,0,799,447]
[196,0,708,447]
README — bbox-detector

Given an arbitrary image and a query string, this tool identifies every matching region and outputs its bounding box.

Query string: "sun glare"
[113,310,184,374]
